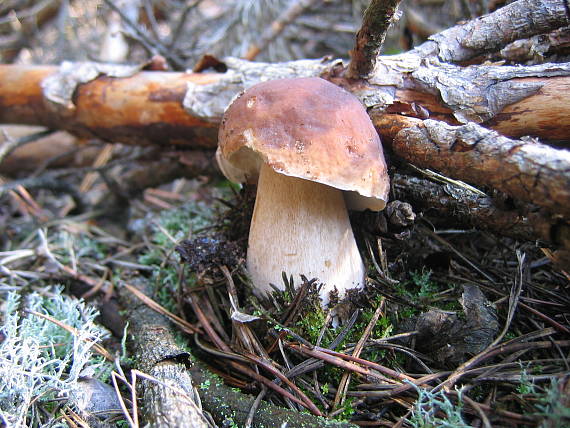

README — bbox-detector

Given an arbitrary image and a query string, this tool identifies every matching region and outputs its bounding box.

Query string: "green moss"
[295,305,329,344]
[391,269,463,315]
[335,397,357,421]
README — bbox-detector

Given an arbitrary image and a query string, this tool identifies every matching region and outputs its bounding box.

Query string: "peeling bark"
[415,0,570,63]
[0,64,220,147]
[380,116,570,217]
[1,58,570,144]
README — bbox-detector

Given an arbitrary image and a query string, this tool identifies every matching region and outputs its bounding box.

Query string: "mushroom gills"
[247,163,365,306]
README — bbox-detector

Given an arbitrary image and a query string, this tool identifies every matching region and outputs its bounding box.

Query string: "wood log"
[1,58,570,146]
[0,65,219,147]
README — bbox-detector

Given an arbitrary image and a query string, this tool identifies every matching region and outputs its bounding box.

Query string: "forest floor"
[1,164,569,427]
[1,0,569,426]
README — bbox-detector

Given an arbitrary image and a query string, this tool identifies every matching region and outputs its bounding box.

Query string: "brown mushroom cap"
[217,77,389,210]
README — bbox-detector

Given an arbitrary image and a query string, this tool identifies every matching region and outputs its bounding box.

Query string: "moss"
[295,304,329,344]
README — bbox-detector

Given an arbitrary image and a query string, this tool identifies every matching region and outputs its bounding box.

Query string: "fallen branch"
[120,282,213,428]
[391,172,570,250]
[415,0,570,63]
[375,115,570,217]
[2,55,570,145]
[0,64,219,147]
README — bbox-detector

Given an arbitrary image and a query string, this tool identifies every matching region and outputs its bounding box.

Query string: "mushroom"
[217,77,389,306]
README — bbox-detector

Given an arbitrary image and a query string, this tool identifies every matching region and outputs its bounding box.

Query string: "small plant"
[408,385,470,428]
[516,363,536,395]
[336,397,357,421]
[0,287,112,427]
[516,373,570,427]
[296,305,328,344]
[535,378,570,427]
[394,269,439,303]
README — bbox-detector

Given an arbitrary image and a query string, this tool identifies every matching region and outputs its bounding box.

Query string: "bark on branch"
[374,114,570,217]
[346,0,403,79]
[1,58,570,145]
[415,0,570,63]
[392,173,570,251]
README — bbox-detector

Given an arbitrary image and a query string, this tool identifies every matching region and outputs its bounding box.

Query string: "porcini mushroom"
[217,77,389,306]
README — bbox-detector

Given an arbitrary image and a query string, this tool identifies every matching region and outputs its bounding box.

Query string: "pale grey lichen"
[0,287,112,427]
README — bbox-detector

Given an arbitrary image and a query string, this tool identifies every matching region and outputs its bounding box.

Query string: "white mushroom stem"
[247,163,365,306]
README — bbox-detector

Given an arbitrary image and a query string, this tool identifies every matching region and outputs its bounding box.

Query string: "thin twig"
[245,385,267,428]
[142,0,161,42]
[519,301,570,335]
[111,371,136,428]
[456,392,492,428]
[346,0,403,79]
[102,0,185,69]
[288,342,400,383]
[190,287,323,416]
[0,129,54,166]
[168,0,203,50]
[0,175,86,212]
[243,352,322,416]
[332,298,385,410]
